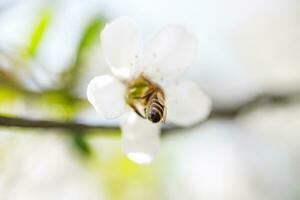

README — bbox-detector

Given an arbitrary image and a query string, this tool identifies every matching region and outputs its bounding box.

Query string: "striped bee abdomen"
[146,94,165,123]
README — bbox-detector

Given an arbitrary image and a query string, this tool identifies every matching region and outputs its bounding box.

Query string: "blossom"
[87,17,211,164]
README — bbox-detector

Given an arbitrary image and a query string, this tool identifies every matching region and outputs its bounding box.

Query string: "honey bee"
[125,75,166,123]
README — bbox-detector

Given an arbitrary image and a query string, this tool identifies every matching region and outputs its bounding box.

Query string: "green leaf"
[25,10,52,58]
[72,134,92,156]
[77,18,104,55]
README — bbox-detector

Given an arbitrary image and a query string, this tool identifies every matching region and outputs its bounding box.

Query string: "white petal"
[121,112,161,164]
[87,75,126,118]
[101,17,140,79]
[166,80,212,127]
[140,25,198,84]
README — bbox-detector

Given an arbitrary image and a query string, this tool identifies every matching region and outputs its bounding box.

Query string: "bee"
[125,75,166,123]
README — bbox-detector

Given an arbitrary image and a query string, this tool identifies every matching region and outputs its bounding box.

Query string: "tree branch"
[0,115,119,133]
[0,91,298,135]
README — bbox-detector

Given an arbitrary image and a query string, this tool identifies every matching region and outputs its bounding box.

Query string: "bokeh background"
[0,0,300,199]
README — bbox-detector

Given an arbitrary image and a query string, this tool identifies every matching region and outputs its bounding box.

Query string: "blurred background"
[0,0,300,199]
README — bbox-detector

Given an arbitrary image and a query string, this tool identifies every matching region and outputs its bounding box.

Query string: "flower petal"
[87,75,126,118]
[165,80,212,127]
[101,17,140,79]
[121,112,161,164]
[140,25,198,84]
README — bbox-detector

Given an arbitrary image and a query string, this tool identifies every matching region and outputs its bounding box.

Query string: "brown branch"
[0,91,299,135]
[0,115,119,133]
[209,92,300,118]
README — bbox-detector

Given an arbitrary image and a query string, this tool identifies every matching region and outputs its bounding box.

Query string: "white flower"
[87,17,211,164]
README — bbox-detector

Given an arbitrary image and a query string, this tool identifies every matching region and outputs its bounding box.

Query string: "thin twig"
[0,91,298,134]
[0,115,119,133]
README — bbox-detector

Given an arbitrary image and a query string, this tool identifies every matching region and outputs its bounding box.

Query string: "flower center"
[125,75,166,123]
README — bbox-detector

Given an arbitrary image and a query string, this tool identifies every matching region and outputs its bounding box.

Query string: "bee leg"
[128,102,146,119]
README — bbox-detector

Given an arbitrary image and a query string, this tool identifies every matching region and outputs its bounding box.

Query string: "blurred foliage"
[62,17,104,90]
[0,73,86,119]
[0,14,106,159]
[0,83,18,103]
[78,18,103,55]
[73,133,92,156]
[24,9,52,58]
[0,14,105,119]
[38,89,86,119]
[87,146,159,200]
